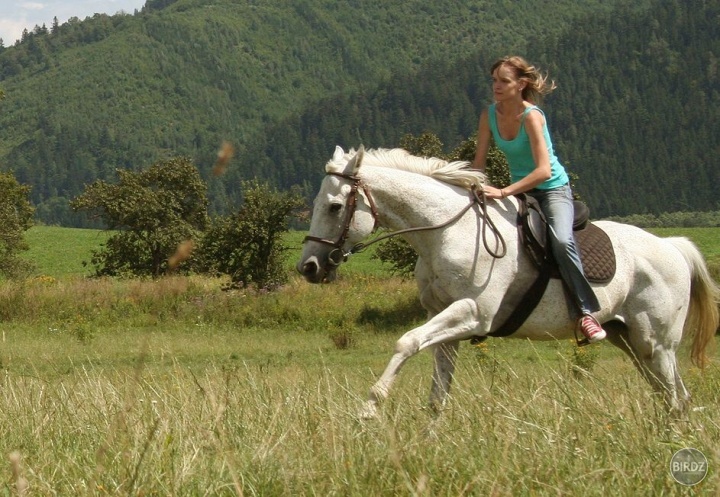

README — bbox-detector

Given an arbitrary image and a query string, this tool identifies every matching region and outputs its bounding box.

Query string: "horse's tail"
[668,237,720,368]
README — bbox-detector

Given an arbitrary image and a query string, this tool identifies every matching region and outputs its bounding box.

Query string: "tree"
[195,180,305,290]
[70,157,208,277]
[447,136,512,187]
[399,132,444,158]
[0,172,34,278]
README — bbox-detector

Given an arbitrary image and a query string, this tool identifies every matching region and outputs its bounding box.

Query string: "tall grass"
[2,330,718,495]
[1,274,718,495]
[1,226,718,494]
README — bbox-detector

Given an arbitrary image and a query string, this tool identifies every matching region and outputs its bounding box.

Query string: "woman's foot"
[579,314,607,344]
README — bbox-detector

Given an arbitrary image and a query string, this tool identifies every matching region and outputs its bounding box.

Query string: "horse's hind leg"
[643,347,689,414]
[606,321,690,414]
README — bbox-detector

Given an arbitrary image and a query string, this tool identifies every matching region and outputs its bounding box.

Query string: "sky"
[0,0,147,45]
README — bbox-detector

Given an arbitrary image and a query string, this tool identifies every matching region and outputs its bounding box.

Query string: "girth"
[472,193,616,342]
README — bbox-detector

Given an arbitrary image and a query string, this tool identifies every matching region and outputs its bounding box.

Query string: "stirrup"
[574,324,591,347]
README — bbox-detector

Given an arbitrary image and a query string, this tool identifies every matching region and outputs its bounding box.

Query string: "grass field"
[22,225,720,279]
[23,226,113,277]
[2,225,719,495]
[23,227,388,279]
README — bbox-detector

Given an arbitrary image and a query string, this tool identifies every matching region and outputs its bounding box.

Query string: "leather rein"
[302,171,507,266]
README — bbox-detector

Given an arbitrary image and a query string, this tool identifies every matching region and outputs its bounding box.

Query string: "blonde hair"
[491,56,557,104]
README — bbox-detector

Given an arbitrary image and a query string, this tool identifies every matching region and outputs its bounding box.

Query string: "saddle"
[476,193,615,341]
[518,193,615,282]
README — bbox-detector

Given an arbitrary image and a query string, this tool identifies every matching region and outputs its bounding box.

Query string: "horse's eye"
[329,203,342,214]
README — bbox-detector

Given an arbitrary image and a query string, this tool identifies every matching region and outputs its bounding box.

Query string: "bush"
[70,157,208,277]
[606,210,720,227]
[195,180,305,290]
[373,237,418,278]
[0,171,35,279]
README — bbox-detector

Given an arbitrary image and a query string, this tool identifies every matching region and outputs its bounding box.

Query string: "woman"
[471,55,606,344]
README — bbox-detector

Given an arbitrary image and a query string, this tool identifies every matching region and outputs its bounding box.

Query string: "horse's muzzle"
[296,255,337,284]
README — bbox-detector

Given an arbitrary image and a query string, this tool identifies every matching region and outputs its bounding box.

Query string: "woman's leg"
[529,185,605,343]
[529,185,601,315]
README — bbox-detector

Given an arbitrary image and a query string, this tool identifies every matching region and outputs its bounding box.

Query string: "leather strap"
[471,260,552,343]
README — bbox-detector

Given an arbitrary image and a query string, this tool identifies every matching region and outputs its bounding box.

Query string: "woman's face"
[492,64,524,103]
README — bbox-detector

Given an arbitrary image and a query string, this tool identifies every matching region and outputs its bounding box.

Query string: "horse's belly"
[506,279,579,339]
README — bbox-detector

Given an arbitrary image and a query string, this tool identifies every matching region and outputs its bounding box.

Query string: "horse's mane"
[327,147,486,190]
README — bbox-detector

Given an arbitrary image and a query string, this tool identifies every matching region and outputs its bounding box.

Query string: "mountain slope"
[0,0,653,224]
[243,0,719,218]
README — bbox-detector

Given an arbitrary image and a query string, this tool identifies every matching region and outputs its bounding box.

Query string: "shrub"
[70,157,208,277]
[195,180,305,290]
[0,171,35,279]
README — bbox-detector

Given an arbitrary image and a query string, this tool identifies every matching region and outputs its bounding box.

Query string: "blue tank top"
[488,104,569,190]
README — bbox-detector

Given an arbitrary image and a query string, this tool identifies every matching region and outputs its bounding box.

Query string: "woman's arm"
[471,110,490,172]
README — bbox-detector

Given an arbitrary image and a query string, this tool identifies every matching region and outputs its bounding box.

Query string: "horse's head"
[297,146,378,283]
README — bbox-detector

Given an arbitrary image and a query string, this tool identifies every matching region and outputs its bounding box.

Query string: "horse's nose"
[297,257,318,278]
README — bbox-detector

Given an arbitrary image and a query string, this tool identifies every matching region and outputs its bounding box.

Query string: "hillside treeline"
[542,1,720,216]
[0,0,715,225]
[238,0,719,219]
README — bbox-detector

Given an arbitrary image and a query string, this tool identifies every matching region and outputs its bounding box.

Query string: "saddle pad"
[576,223,615,283]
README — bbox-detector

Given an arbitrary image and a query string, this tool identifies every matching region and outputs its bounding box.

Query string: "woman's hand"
[483,186,508,200]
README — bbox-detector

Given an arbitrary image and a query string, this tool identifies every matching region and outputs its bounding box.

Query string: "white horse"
[297,146,719,418]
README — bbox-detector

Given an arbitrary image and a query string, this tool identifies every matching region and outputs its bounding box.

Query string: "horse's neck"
[364,166,473,231]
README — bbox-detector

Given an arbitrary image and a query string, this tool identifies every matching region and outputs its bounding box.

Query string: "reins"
[349,187,506,260]
[303,171,507,263]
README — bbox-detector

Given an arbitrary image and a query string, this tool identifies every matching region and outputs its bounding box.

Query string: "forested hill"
[241,0,720,219]
[0,0,714,225]
[542,0,720,217]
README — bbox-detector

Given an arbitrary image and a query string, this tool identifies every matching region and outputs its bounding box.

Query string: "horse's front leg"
[360,298,479,419]
[429,340,460,413]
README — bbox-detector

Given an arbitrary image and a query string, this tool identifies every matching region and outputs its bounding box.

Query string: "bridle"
[302,172,379,266]
[302,171,507,267]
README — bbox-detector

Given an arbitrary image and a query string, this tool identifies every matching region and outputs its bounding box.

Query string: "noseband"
[302,172,379,266]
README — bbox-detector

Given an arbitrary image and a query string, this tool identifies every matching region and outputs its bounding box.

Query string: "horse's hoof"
[358,402,379,420]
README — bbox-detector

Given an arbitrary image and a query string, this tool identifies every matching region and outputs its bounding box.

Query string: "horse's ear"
[333,146,345,162]
[347,145,365,174]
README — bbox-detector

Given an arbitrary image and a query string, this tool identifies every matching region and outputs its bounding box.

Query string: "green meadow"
[1,225,718,495]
